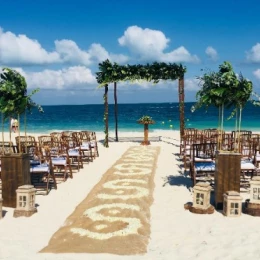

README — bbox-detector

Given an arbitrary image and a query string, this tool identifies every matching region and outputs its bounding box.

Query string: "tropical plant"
[137,115,155,124]
[0,68,43,151]
[192,61,259,150]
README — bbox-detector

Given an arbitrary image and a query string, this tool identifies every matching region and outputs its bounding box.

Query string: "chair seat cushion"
[76,145,90,151]
[194,157,213,162]
[30,160,41,166]
[68,149,80,156]
[241,159,256,170]
[52,157,67,166]
[30,164,50,173]
[255,155,260,162]
[195,161,215,171]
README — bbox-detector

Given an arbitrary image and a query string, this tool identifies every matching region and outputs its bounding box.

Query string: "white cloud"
[0,27,60,65]
[88,43,110,62]
[118,26,199,63]
[119,80,162,89]
[88,43,129,64]
[0,27,128,66]
[113,77,199,92]
[253,68,260,80]
[205,46,218,61]
[246,43,260,62]
[54,39,91,65]
[119,25,169,55]
[19,66,97,90]
[162,46,199,63]
[0,26,200,67]
[184,78,200,91]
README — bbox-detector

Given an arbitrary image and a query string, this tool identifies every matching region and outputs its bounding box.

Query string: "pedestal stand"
[1,153,31,208]
[214,151,241,209]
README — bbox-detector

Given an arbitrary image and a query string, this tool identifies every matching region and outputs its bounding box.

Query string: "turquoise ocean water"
[3,102,260,134]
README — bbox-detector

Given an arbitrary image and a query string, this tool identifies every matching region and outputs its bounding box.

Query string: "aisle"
[41,146,160,255]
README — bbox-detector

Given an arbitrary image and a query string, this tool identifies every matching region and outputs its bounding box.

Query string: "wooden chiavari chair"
[190,142,217,186]
[61,135,83,171]
[180,128,198,156]
[72,132,92,164]
[80,131,98,159]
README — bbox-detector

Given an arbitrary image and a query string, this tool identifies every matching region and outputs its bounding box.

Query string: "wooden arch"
[96,59,187,147]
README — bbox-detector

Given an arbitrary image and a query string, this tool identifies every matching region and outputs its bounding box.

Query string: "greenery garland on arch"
[96,59,186,147]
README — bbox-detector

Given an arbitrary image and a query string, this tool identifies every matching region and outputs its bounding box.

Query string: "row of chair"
[0,130,99,194]
[189,142,258,189]
[181,128,260,190]
[181,128,258,169]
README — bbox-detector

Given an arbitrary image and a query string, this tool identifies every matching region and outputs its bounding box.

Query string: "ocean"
[3,102,260,134]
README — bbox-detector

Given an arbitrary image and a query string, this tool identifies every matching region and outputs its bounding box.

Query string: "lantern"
[13,185,37,217]
[223,191,242,217]
[249,176,260,204]
[244,176,260,216]
[193,182,211,210]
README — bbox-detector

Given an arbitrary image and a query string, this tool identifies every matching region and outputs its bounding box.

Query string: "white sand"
[0,131,259,260]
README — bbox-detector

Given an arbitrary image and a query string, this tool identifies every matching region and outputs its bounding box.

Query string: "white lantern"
[13,185,37,217]
[193,182,211,209]
[223,191,242,217]
[250,176,260,204]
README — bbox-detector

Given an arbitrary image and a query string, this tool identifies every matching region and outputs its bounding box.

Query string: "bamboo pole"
[9,116,11,151]
[178,77,185,138]
[237,107,242,153]
[24,112,27,153]
[104,84,109,147]
[220,104,224,150]
[1,113,4,153]
[114,82,118,142]
[18,114,21,153]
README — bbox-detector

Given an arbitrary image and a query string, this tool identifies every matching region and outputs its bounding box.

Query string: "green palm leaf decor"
[0,68,43,152]
[192,61,260,151]
[137,115,155,125]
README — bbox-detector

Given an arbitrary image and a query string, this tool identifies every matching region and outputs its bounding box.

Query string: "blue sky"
[1,0,260,105]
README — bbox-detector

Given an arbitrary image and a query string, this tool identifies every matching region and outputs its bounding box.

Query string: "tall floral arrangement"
[192,61,259,151]
[137,115,155,124]
[0,68,43,152]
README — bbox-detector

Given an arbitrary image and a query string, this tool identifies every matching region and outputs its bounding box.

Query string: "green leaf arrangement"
[0,68,43,119]
[137,115,155,124]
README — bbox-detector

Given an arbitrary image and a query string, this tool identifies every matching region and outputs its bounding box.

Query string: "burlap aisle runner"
[41,146,160,255]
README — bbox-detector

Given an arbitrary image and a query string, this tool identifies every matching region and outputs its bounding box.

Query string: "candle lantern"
[193,182,211,209]
[186,182,214,214]
[13,185,37,217]
[244,176,260,216]
[223,191,242,217]
[249,176,260,204]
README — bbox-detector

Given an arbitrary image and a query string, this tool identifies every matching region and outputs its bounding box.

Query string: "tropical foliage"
[137,115,155,124]
[0,68,43,148]
[192,61,254,115]
[96,59,186,86]
[192,61,260,150]
[0,68,43,119]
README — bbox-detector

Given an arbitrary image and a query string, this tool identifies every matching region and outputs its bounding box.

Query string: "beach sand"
[0,131,259,260]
